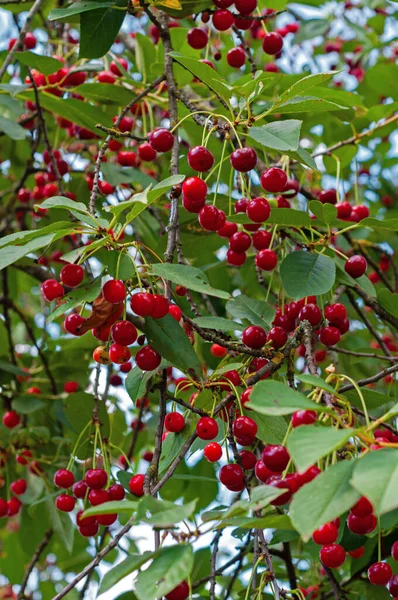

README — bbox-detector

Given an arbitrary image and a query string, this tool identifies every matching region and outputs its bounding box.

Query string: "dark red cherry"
[262,444,290,472]
[247,197,271,223]
[260,167,287,192]
[227,47,246,68]
[187,28,208,50]
[262,32,283,55]
[188,146,214,172]
[344,255,367,278]
[242,325,266,348]
[229,231,251,253]
[256,249,277,271]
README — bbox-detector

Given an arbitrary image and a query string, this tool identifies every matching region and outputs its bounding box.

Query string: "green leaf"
[0,116,27,140]
[143,315,202,378]
[49,1,114,20]
[279,71,336,101]
[335,260,376,298]
[290,460,360,540]
[125,367,153,403]
[101,164,156,188]
[223,485,284,518]
[46,498,74,554]
[38,196,90,214]
[16,52,63,75]
[280,251,336,299]
[47,278,102,324]
[150,263,230,300]
[350,449,398,516]
[284,146,318,171]
[377,288,398,318]
[83,501,138,516]
[0,222,76,250]
[248,119,302,152]
[136,496,197,526]
[272,96,348,115]
[250,413,288,445]
[295,374,337,395]
[135,544,194,600]
[268,208,311,228]
[287,425,355,471]
[79,3,126,59]
[226,294,275,329]
[160,418,197,472]
[293,19,330,43]
[0,361,28,376]
[192,317,244,332]
[12,395,45,414]
[249,380,326,416]
[99,553,154,595]
[0,234,56,271]
[309,200,337,224]
[360,217,398,231]
[75,82,134,105]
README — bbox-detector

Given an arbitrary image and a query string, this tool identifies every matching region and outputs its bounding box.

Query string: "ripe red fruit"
[120,361,132,373]
[230,148,257,173]
[3,411,20,428]
[72,480,88,499]
[312,523,339,545]
[256,249,278,271]
[347,512,377,534]
[210,344,227,358]
[129,474,145,497]
[196,416,218,440]
[24,32,37,49]
[233,416,258,439]
[79,522,99,537]
[262,32,284,54]
[320,544,346,568]
[0,498,8,517]
[41,279,64,301]
[103,280,126,304]
[108,483,125,501]
[136,346,161,371]
[218,221,238,238]
[299,303,322,326]
[336,201,352,219]
[227,249,246,266]
[112,321,137,346]
[239,450,256,470]
[204,442,223,462]
[212,9,234,30]
[16,449,32,465]
[260,167,287,192]
[235,0,257,13]
[252,230,271,250]
[319,189,337,205]
[187,28,208,50]
[291,410,317,428]
[199,205,225,231]
[262,444,290,472]
[169,305,182,321]
[130,293,155,317]
[219,463,244,488]
[319,326,341,346]
[351,204,369,222]
[148,128,174,152]
[97,513,118,526]
[56,494,76,512]
[7,496,22,516]
[392,541,398,561]
[60,264,84,287]
[368,562,392,585]
[165,412,185,433]
[54,469,75,489]
[10,479,27,495]
[388,575,398,596]
[117,151,137,167]
[182,194,206,214]
[88,489,110,506]
[76,510,97,528]
[64,313,86,336]
[85,468,108,490]
[138,142,157,161]
[242,325,266,349]
[227,47,246,68]
[165,581,189,600]
[109,343,131,364]
[187,146,214,172]
[182,176,207,202]
[235,15,253,29]
[266,326,287,349]
[344,255,367,278]
[98,70,117,84]
[247,198,271,223]
[267,475,292,505]
[351,496,373,517]
[255,459,274,482]
[349,547,365,559]
[325,303,347,323]
[151,295,169,319]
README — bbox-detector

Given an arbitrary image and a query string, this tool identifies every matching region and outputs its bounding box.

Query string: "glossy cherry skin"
[319,189,337,205]
[229,231,251,253]
[242,325,267,349]
[319,326,341,346]
[188,146,214,172]
[260,167,287,192]
[344,255,367,278]
[10,479,27,495]
[262,444,290,472]
[227,250,247,266]
[233,416,258,438]
[262,32,283,55]
[256,249,278,271]
[3,411,20,428]
[204,442,223,462]
[368,562,392,585]
[56,494,76,512]
[230,147,257,172]
[218,221,238,238]
[291,410,317,428]
[219,463,244,487]
[88,489,110,506]
[41,279,64,301]
[129,474,145,497]
[388,575,398,596]
[148,128,174,152]
[351,204,369,222]
[182,176,207,201]
[239,450,257,470]
[347,512,377,535]
[165,581,190,600]
[102,280,126,304]
[85,469,108,490]
[73,480,88,499]
[136,346,161,371]
[165,412,185,433]
[138,142,157,161]
[252,230,271,250]
[351,496,373,517]
[312,522,339,545]
[54,469,75,489]
[266,326,288,349]
[320,544,346,568]
[199,206,225,231]
[247,198,271,223]
[325,303,347,323]
[336,201,352,219]
[392,540,398,561]
[267,475,292,505]
[60,264,84,287]
[130,293,156,317]
[196,417,218,440]
[299,303,322,326]
[151,295,169,319]
[227,47,246,68]
[349,547,365,559]
[212,9,234,30]
[112,321,137,346]
[187,28,208,50]
[64,313,86,336]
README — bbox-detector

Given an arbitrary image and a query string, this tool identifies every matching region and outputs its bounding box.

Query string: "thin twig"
[18,529,53,600]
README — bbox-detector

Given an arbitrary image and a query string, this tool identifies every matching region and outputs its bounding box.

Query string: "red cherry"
[54,469,75,489]
[120,361,132,373]
[3,411,20,429]
[111,374,123,386]
[351,204,369,222]
[227,47,246,68]
[41,279,64,301]
[169,305,182,321]
[188,146,214,172]
[182,176,207,201]
[129,474,145,497]
[325,303,346,323]
[98,71,117,84]
[97,513,118,526]
[85,468,108,490]
[7,497,22,516]
[60,264,84,287]
[151,295,169,319]
[88,489,110,506]
[312,523,339,545]
[130,292,156,316]
[266,326,287,349]
[239,450,256,470]
[136,346,161,371]
[219,463,244,487]
[187,27,208,49]
[16,449,32,465]
[242,325,266,349]
[64,313,86,336]
[210,344,227,358]
[334,318,350,336]
[319,326,341,346]
[235,0,257,13]
[212,9,234,30]
[260,167,287,192]
[252,230,271,250]
[336,201,352,219]
[10,479,27,495]
[230,148,257,173]
[267,475,292,505]
[103,280,126,304]
[235,198,249,213]
[344,255,367,278]
[320,544,346,568]
[368,562,392,585]
[117,151,137,167]
[112,321,137,346]
[351,496,373,517]
[247,197,271,223]
[138,142,157,161]
[347,512,377,534]
[204,442,223,462]
[199,205,225,231]
[76,510,97,528]
[234,15,253,29]
[292,410,317,428]
[319,189,337,205]
[165,412,185,433]
[262,444,290,472]
[255,460,274,482]
[299,303,322,326]
[148,128,174,152]
[228,232,251,254]
[165,581,189,600]
[196,416,218,440]
[262,32,283,54]
[107,483,125,501]
[79,522,99,537]
[24,32,37,49]
[233,416,258,439]
[349,547,365,559]
[109,343,131,364]
[73,481,88,499]
[56,494,76,512]
[0,498,8,517]
[388,575,398,596]
[218,221,238,238]
[227,250,246,266]
[392,541,398,561]
[256,249,278,271]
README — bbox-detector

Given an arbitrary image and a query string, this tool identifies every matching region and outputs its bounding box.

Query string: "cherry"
[187,28,208,50]
[319,544,346,568]
[267,475,292,505]
[120,361,132,373]
[239,450,256,470]
[247,198,271,223]
[64,313,86,336]
[130,292,156,317]
[299,303,322,326]
[228,232,250,253]
[252,230,271,250]
[76,510,97,528]
[229,148,257,174]
[54,469,75,488]
[292,410,317,428]
[199,206,225,231]
[97,513,118,526]
[235,198,249,213]
[8,497,22,516]
[351,204,369,222]
[260,167,287,192]
[256,249,278,271]
[98,180,114,196]
[262,32,284,54]
[56,494,76,512]
[183,194,206,213]
[319,326,341,346]
[138,142,157,161]
[235,0,257,13]
[129,474,145,497]
[312,523,339,545]
[3,411,20,429]
[79,522,99,537]
[93,326,111,342]
[219,463,244,488]
[169,305,182,321]
[235,15,253,29]
[204,442,223,462]
[88,489,110,506]
[93,346,111,365]
[196,416,218,440]
[24,32,37,49]
[214,0,233,6]
[165,412,185,433]
[368,562,392,585]
[392,541,398,561]
[148,128,174,152]
[262,444,290,472]
[210,344,227,358]
[388,575,398,597]
[165,581,189,600]
[85,468,108,490]
[218,221,238,238]
[349,547,365,559]
[103,279,126,304]
[0,498,8,517]
[112,321,137,346]
[319,189,337,204]
[242,325,266,349]
[266,326,288,349]
[347,512,377,534]
[227,47,246,68]
[117,151,137,167]
[227,250,247,266]
[325,303,346,323]
[10,479,27,495]
[188,146,214,172]
[41,279,64,301]
[351,496,373,517]
[255,460,274,482]
[344,255,367,278]
[182,176,207,202]
[241,387,252,408]
[151,295,169,319]
[98,71,117,84]
[73,480,88,499]
[16,449,32,465]
[60,264,84,288]
[109,343,131,364]
[212,9,234,30]
[136,346,161,371]
[336,201,352,219]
